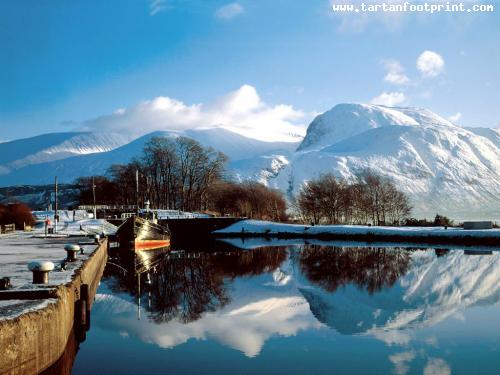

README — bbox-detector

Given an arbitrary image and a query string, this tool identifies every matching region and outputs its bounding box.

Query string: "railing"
[78,205,137,211]
[1,223,15,234]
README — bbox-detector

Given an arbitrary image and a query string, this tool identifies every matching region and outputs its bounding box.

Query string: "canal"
[65,241,499,374]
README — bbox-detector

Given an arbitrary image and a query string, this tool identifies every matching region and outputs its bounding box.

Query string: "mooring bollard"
[94,234,100,244]
[28,261,55,284]
[64,244,80,262]
[0,277,12,290]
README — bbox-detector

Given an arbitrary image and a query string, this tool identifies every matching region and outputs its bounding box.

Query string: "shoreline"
[213,220,500,247]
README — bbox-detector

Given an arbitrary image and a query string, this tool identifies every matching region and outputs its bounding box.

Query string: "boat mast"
[54,176,58,233]
[135,169,139,215]
[92,176,97,219]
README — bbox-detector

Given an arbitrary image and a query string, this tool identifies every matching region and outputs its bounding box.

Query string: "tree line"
[76,135,412,224]
[296,172,411,225]
[76,136,288,220]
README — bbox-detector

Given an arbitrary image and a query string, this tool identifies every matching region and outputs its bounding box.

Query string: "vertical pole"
[92,176,97,219]
[54,176,58,233]
[135,169,139,215]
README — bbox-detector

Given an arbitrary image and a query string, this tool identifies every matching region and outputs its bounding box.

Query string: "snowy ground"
[32,210,117,236]
[0,231,98,320]
[215,220,500,241]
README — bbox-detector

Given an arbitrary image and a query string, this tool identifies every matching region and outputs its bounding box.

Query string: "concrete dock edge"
[0,239,108,375]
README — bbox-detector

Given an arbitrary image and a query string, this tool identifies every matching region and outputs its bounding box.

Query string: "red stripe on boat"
[135,240,171,250]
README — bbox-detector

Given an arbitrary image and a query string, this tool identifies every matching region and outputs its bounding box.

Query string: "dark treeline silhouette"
[76,136,287,219]
[76,136,226,211]
[208,181,287,221]
[299,245,412,294]
[0,203,35,229]
[75,176,119,206]
[105,246,288,324]
[297,171,411,225]
[404,213,454,227]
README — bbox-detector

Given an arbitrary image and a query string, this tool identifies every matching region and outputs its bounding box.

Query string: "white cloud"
[389,351,416,375]
[383,60,410,85]
[215,2,244,20]
[150,0,168,16]
[94,277,323,358]
[423,358,451,375]
[448,112,462,123]
[80,85,307,142]
[371,92,406,106]
[417,51,445,78]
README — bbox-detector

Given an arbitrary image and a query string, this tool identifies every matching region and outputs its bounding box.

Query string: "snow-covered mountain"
[1,104,499,219]
[0,128,297,187]
[0,132,133,176]
[274,104,500,219]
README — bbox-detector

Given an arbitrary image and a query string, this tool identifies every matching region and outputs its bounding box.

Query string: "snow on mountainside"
[466,127,500,149]
[1,103,498,219]
[0,132,133,175]
[229,155,290,185]
[275,104,500,219]
[0,128,298,186]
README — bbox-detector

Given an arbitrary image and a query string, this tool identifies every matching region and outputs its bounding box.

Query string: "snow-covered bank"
[32,210,117,236]
[214,220,500,246]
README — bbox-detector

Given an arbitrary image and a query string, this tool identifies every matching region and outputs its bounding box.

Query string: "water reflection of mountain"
[298,246,412,335]
[299,248,500,337]
[93,244,499,356]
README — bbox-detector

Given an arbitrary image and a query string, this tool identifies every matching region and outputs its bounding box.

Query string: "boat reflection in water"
[72,243,499,374]
[106,243,288,322]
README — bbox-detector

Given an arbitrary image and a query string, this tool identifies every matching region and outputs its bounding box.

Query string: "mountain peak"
[297,103,453,151]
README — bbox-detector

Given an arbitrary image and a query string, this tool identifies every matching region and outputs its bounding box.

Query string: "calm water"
[70,241,500,374]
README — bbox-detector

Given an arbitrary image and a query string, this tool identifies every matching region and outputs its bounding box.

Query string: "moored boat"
[116,216,171,252]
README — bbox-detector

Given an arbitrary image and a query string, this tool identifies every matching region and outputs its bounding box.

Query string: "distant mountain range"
[1,104,499,219]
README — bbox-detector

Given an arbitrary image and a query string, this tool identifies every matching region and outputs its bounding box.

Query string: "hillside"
[274,104,500,219]
[1,104,499,219]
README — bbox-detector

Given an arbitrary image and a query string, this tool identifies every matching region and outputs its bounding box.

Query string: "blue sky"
[1,0,499,140]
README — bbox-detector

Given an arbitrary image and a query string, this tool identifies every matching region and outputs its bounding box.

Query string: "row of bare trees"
[297,172,411,225]
[76,136,287,218]
[208,181,287,221]
[77,136,226,212]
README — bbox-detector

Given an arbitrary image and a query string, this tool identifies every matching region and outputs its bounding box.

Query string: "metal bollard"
[64,244,80,262]
[28,261,55,284]
[0,277,12,290]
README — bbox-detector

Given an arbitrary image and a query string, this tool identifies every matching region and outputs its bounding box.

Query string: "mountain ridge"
[1,104,499,219]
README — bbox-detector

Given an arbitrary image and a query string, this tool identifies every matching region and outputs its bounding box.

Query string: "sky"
[1,0,499,141]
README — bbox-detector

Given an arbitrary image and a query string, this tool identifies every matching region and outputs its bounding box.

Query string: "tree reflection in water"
[105,247,288,324]
[299,245,412,294]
